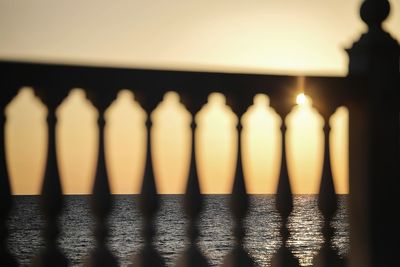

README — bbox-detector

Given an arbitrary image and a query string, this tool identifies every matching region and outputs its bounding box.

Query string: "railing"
[0,63,349,267]
[1,0,399,266]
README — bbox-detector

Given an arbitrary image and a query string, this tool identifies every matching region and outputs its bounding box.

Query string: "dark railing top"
[0,60,351,118]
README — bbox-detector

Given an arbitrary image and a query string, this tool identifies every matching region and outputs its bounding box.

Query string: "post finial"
[360,0,390,29]
[347,0,399,74]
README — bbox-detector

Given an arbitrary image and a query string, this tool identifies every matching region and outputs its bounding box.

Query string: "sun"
[296,93,307,105]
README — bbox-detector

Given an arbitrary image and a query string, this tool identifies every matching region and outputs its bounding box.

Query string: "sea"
[8,195,348,267]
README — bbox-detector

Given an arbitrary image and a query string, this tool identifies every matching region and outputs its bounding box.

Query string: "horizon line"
[12,193,349,196]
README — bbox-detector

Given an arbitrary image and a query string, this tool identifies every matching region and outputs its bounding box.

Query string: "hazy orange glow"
[6,88,349,195]
[287,95,324,194]
[152,92,191,194]
[242,94,282,194]
[196,93,237,194]
[0,1,399,76]
[5,89,46,195]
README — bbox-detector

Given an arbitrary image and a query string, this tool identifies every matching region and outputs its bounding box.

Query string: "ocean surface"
[8,195,348,266]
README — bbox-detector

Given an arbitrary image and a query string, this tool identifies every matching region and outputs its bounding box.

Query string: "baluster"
[0,100,18,266]
[312,121,346,267]
[222,122,255,267]
[84,88,118,267]
[130,117,165,267]
[176,120,209,267]
[84,110,118,267]
[32,105,68,267]
[271,123,299,267]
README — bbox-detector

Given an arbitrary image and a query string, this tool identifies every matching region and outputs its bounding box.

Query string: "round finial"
[360,0,390,28]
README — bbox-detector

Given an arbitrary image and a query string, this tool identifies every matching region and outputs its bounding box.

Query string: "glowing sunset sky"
[1,0,399,194]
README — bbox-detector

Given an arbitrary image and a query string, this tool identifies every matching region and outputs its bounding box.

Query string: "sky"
[1,0,399,195]
[1,0,399,75]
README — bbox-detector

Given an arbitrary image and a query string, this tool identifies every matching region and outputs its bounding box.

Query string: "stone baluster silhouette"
[312,116,346,267]
[271,121,299,267]
[131,116,165,267]
[85,90,118,267]
[222,121,255,267]
[176,119,209,267]
[0,91,18,267]
[32,88,69,267]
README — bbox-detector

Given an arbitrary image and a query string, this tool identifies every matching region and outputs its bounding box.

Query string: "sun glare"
[296,93,307,105]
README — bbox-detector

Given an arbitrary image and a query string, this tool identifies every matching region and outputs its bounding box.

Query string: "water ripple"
[8,195,348,266]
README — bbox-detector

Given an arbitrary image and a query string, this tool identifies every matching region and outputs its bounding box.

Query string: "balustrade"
[0,81,349,267]
[0,1,399,266]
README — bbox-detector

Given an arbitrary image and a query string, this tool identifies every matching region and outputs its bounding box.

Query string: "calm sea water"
[8,195,348,266]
